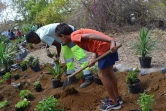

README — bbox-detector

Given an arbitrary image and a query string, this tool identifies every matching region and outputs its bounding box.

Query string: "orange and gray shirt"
[71,29,114,56]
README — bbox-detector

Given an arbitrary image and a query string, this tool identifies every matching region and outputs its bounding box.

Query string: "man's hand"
[46,49,54,58]
[110,41,117,53]
[88,60,95,67]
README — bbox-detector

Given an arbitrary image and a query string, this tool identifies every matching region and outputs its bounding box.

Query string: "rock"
[145,87,151,93]
[151,85,159,91]
[139,69,150,76]
[115,64,132,72]
[161,67,166,73]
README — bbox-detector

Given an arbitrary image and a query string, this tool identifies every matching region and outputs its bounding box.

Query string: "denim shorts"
[98,51,119,69]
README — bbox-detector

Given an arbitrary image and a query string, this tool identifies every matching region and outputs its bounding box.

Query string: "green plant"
[15,98,30,108]
[35,96,64,111]
[126,68,139,84]
[33,81,41,87]
[20,60,28,67]
[31,57,39,68]
[27,56,35,63]
[133,28,156,57]
[137,92,155,111]
[3,72,11,80]
[14,73,19,77]
[0,42,16,72]
[0,100,8,109]
[49,61,65,79]
[0,79,5,84]
[20,90,34,99]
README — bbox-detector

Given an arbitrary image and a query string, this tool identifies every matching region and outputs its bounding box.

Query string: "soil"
[1,29,166,111]
[0,66,166,111]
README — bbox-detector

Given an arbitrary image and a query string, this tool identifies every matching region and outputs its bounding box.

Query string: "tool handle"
[68,43,122,78]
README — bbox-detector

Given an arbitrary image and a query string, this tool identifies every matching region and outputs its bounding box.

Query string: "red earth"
[0,64,166,111]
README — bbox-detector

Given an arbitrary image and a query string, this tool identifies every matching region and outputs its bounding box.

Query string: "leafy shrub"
[35,96,64,111]
[49,61,65,79]
[3,72,11,80]
[137,92,155,111]
[0,100,8,109]
[31,58,40,68]
[33,81,41,87]
[20,60,28,67]
[27,56,35,63]
[133,28,156,57]
[15,98,30,108]
[20,90,34,99]
[0,42,16,72]
[126,68,139,84]
[0,79,5,84]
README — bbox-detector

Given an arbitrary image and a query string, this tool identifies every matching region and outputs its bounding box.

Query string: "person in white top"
[25,23,94,88]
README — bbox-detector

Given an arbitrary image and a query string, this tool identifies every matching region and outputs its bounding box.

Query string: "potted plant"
[14,73,20,80]
[33,81,42,92]
[20,60,28,71]
[20,90,34,100]
[49,61,64,88]
[0,41,16,74]
[133,28,156,68]
[126,68,141,94]
[34,96,64,111]
[3,72,11,85]
[91,65,102,85]
[30,57,41,72]
[137,92,155,111]
[15,98,30,111]
[27,56,35,63]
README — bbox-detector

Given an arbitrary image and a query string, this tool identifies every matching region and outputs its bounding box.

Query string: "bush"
[35,96,64,111]
[0,100,8,109]
[126,68,139,84]
[20,90,34,99]
[15,99,30,109]
[3,72,11,80]
[33,81,41,88]
[137,92,155,111]
[133,28,156,57]
[20,60,28,67]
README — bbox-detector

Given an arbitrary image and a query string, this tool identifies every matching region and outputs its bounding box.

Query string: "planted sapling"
[15,98,30,109]
[35,96,64,111]
[20,90,34,99]
[137,92,155,111]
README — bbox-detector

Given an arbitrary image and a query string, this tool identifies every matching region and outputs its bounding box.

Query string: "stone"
[161,67,166,73]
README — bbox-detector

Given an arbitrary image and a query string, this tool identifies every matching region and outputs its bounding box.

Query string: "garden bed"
[0,65,166,111]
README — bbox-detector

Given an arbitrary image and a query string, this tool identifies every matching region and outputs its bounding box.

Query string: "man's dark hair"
[55,23,73,37]
[26,31,37,43]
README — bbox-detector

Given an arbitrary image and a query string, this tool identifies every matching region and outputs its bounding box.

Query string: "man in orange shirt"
[55,23,123,111]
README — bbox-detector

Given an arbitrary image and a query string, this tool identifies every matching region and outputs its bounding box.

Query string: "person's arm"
[82,33,114,42]
[41,35,61,57]
[82,33,116,52]
[52,40,61,57]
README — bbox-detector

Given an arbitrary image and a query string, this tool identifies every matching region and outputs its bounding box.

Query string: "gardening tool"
[62,43,122,90]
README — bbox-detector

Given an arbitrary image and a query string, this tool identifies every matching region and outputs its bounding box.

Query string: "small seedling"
[15,98,30,109]
[0,100,8,109]
[20,90,34,99]
[137,92,155,111]
[3,72,11,80]
[126,68,139,84]
[35,96,64,111]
